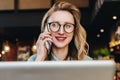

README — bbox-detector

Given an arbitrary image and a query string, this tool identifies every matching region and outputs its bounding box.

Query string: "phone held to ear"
[44,27,52,54]
[45,41,51,54]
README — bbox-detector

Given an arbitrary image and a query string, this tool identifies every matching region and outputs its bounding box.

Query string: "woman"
[28,1,92,61]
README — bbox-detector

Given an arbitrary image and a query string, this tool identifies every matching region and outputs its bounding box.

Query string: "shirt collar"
[51,53,70,61]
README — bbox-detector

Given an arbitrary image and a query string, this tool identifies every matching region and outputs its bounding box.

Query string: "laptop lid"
[0,60,116,80]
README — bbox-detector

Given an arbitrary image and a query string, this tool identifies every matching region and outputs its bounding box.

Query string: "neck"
[52,46,68,60]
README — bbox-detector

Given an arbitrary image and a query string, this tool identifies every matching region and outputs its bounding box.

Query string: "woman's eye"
[51,23,58,27]
[65,24,71,28]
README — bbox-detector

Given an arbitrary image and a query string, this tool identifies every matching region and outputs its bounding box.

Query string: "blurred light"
[112,16,117,20]
[1,50,5,55]
[110,48,114,52]
[0,54,1,57]
[114,75,116,80]
[16,38,19,42]
[4,45,10,52]
[3,41,10,52]
[97,34,100,38]
[32,45,37,53]
[109,40,120,47]
[32,38,37,53]
[32,45,37,50]
[116,46,120,50]
[100,29,104,33]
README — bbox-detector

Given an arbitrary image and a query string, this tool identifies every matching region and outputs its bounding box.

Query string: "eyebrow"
[48,21,75,25]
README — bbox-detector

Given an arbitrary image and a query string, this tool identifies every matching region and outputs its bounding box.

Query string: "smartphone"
[44,26,52,54]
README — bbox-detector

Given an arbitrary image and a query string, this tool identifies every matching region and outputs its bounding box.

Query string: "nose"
[58,26,65,34]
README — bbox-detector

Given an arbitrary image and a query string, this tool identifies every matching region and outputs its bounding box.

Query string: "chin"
[54,43,68,48]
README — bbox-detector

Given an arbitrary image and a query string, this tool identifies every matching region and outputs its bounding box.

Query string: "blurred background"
[0,0,120,63]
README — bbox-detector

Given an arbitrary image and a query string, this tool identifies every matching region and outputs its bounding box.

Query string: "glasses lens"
[49,22,59,32]
[48,22,75,33]
[64,24,74,33]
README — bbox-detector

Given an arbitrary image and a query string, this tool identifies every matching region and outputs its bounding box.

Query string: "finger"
[38,32,52,41]
[44,38,53,43]
[36,36,53,48]
[40,32,51,37]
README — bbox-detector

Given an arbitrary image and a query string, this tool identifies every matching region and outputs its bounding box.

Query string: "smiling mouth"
[55,37,66,41]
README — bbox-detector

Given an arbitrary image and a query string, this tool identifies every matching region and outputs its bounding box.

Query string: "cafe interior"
[0,0,120,79]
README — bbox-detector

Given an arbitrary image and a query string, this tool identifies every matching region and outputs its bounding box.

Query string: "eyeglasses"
[47,22,75,33]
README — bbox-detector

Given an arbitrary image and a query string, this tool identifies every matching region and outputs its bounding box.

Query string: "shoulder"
[27,54,37,61]
[83,55,93,60]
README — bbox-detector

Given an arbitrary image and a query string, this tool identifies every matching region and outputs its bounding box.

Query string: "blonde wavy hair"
[41,1,89,60]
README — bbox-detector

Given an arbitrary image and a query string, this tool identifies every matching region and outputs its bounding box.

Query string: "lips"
[55,36,67,41]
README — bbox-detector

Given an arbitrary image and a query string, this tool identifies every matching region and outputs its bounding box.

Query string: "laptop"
[0,60,116,80]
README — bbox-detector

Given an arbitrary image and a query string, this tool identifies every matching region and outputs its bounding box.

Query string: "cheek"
[67,33,74,41]
[50,32,56,39]
[65,32,74,43]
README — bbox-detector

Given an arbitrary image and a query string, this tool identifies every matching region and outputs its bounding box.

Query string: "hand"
[35,32,53,61]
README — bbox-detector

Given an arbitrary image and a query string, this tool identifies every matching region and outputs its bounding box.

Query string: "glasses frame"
[47,22,75,33]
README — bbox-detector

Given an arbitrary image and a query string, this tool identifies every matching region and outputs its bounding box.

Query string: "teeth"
[57,38,65,40]
[58,38,63,39]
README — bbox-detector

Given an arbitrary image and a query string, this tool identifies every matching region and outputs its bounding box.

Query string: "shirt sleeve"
[27,54,37,61]
[83,55,93,60]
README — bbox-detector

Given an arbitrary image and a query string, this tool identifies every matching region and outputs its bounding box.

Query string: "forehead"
[48,10,74,23]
